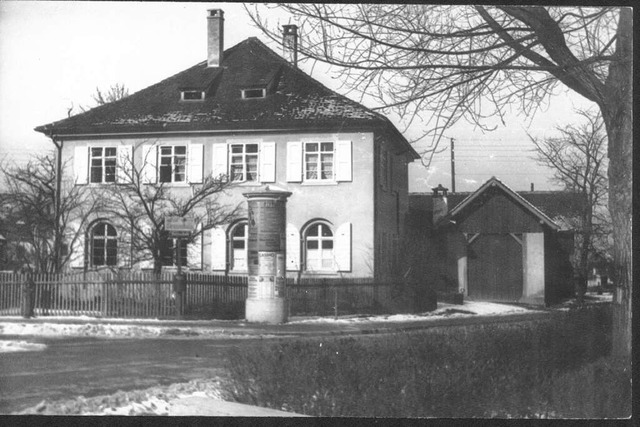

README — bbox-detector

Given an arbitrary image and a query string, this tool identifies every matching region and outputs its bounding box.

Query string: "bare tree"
[68,83,130,116]
[0,155,98,273]
[98,142,241,275]
[247,4,632,358]
[90,83,130,107]
[530,109,611,304]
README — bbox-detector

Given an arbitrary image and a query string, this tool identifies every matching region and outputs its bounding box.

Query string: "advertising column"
[243,189,292,323]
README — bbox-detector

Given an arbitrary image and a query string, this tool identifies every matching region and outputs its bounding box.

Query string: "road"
[0,336,262,414]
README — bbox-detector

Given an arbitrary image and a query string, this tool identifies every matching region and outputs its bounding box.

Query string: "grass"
[224,304,630,418]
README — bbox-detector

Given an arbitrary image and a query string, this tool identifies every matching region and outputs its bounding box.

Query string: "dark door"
[468,234,523,302]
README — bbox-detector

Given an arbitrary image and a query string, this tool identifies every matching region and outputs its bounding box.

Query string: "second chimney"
[207,9,224,67]
[282,24,298,66]
[432,184,449,225]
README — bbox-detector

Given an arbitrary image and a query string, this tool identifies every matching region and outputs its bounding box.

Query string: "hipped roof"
[35,37,419,158]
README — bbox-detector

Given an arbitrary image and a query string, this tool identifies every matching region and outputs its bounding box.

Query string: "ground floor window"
[161,238,188,267]
[230,221,248,271]
[90,222,117,267]
[304,221,334,271]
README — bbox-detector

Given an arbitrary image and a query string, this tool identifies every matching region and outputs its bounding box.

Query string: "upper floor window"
[304,222,334,271]
[90,222,117,267]
[159,146,187,183]
[90,147,117,184]
[230,221,248,271]
[304,142,334,181]
[230,144,259,182]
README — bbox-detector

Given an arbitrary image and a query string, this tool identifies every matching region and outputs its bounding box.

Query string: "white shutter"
[286,223,301,271]
[138,220,154,269]
[68,221,85,269]
[141,145,157,184]
[286,141,303,182]
[118,224,132,268]
[73,146,88,185]
[211,143,228,181]
[259,142,276,183]
[188,143,204,184]
[187,225,203,270]
[117,145,133,184]
[336,140,352,182]
[210,226,227,271]
[335,222,352,272]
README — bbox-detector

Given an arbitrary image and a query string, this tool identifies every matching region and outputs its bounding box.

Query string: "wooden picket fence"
[0,272,394,319]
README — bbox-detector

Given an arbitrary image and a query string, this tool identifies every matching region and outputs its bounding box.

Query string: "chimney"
[530,182,535,191]
[207,9,224,67]
[432,184,449,224]
[282,24,298,66]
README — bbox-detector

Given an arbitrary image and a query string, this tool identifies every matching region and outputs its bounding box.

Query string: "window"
[181,90,204,101]
[230,221,248,271]
[229,144,259,182]
[161,238,188,267]
[241,88,266,99]
[90,222,117,267]
[304,142,334,181]
[159,145,187,183]
[89,147,117,184]
[304,222,334,271]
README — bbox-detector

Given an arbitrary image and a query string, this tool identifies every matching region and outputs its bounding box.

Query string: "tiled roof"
[409,177,586,230]
[35,37,418,157]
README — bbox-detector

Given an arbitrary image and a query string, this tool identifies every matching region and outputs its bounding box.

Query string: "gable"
[453,188,545,233]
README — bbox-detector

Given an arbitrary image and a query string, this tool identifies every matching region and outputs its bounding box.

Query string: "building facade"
[35,10,419,280]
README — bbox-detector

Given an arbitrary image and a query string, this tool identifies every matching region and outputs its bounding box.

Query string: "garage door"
[468,233,523,302]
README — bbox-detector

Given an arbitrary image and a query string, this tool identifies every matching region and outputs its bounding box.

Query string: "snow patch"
[0,340,47,353]
[289,301,536,324]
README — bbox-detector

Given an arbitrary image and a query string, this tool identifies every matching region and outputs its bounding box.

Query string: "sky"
[0,2,595,193]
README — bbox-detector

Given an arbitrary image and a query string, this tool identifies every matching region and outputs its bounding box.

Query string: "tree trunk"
[602,8,632,359]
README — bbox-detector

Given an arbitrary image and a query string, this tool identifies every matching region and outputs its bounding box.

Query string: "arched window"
[90,222,117,267]
[230,221,248,271]
[304,221,334,271]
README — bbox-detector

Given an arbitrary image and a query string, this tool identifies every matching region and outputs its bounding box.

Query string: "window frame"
[89,221,118,267]
[161,237,188,268]
[228,143,260,183]
[89,146,117,184]
[303,221,335,272]
[181,90,205,101]
[241,88,266,99]
[303,142,335,182]
[229,221,249,272]
[158,145,188,184]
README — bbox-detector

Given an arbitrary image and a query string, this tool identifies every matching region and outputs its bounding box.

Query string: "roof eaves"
[448,177,559,230]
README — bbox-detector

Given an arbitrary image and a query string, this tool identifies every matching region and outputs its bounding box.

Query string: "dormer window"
[241,88,266,99]
[181,90,205,101]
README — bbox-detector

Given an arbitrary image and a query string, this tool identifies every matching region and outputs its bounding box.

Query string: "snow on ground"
[289,300,536,324]
[0,340,47,353]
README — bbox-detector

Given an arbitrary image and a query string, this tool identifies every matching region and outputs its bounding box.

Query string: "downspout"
[48,129,63,273]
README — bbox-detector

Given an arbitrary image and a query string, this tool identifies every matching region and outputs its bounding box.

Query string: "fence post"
[334,284,338,319]
[21,273,36,318]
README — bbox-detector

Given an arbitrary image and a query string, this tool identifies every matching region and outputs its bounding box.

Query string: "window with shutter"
[335,140,352,182]
[229,221,248,271]
[210,226,227,271]
[303,221,335,271]
[187,227,203,270]
[335,222,352,272]
[141,145,157,184]
[259,142,276,183]
[117,145,133,184]
[286,223,301,271]
[211,143,229,181]
[73,146,89,185]
[188,143,204,184]
[286,141,303,182]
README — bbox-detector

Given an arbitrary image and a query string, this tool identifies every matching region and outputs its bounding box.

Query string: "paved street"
[0,336,260,414]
